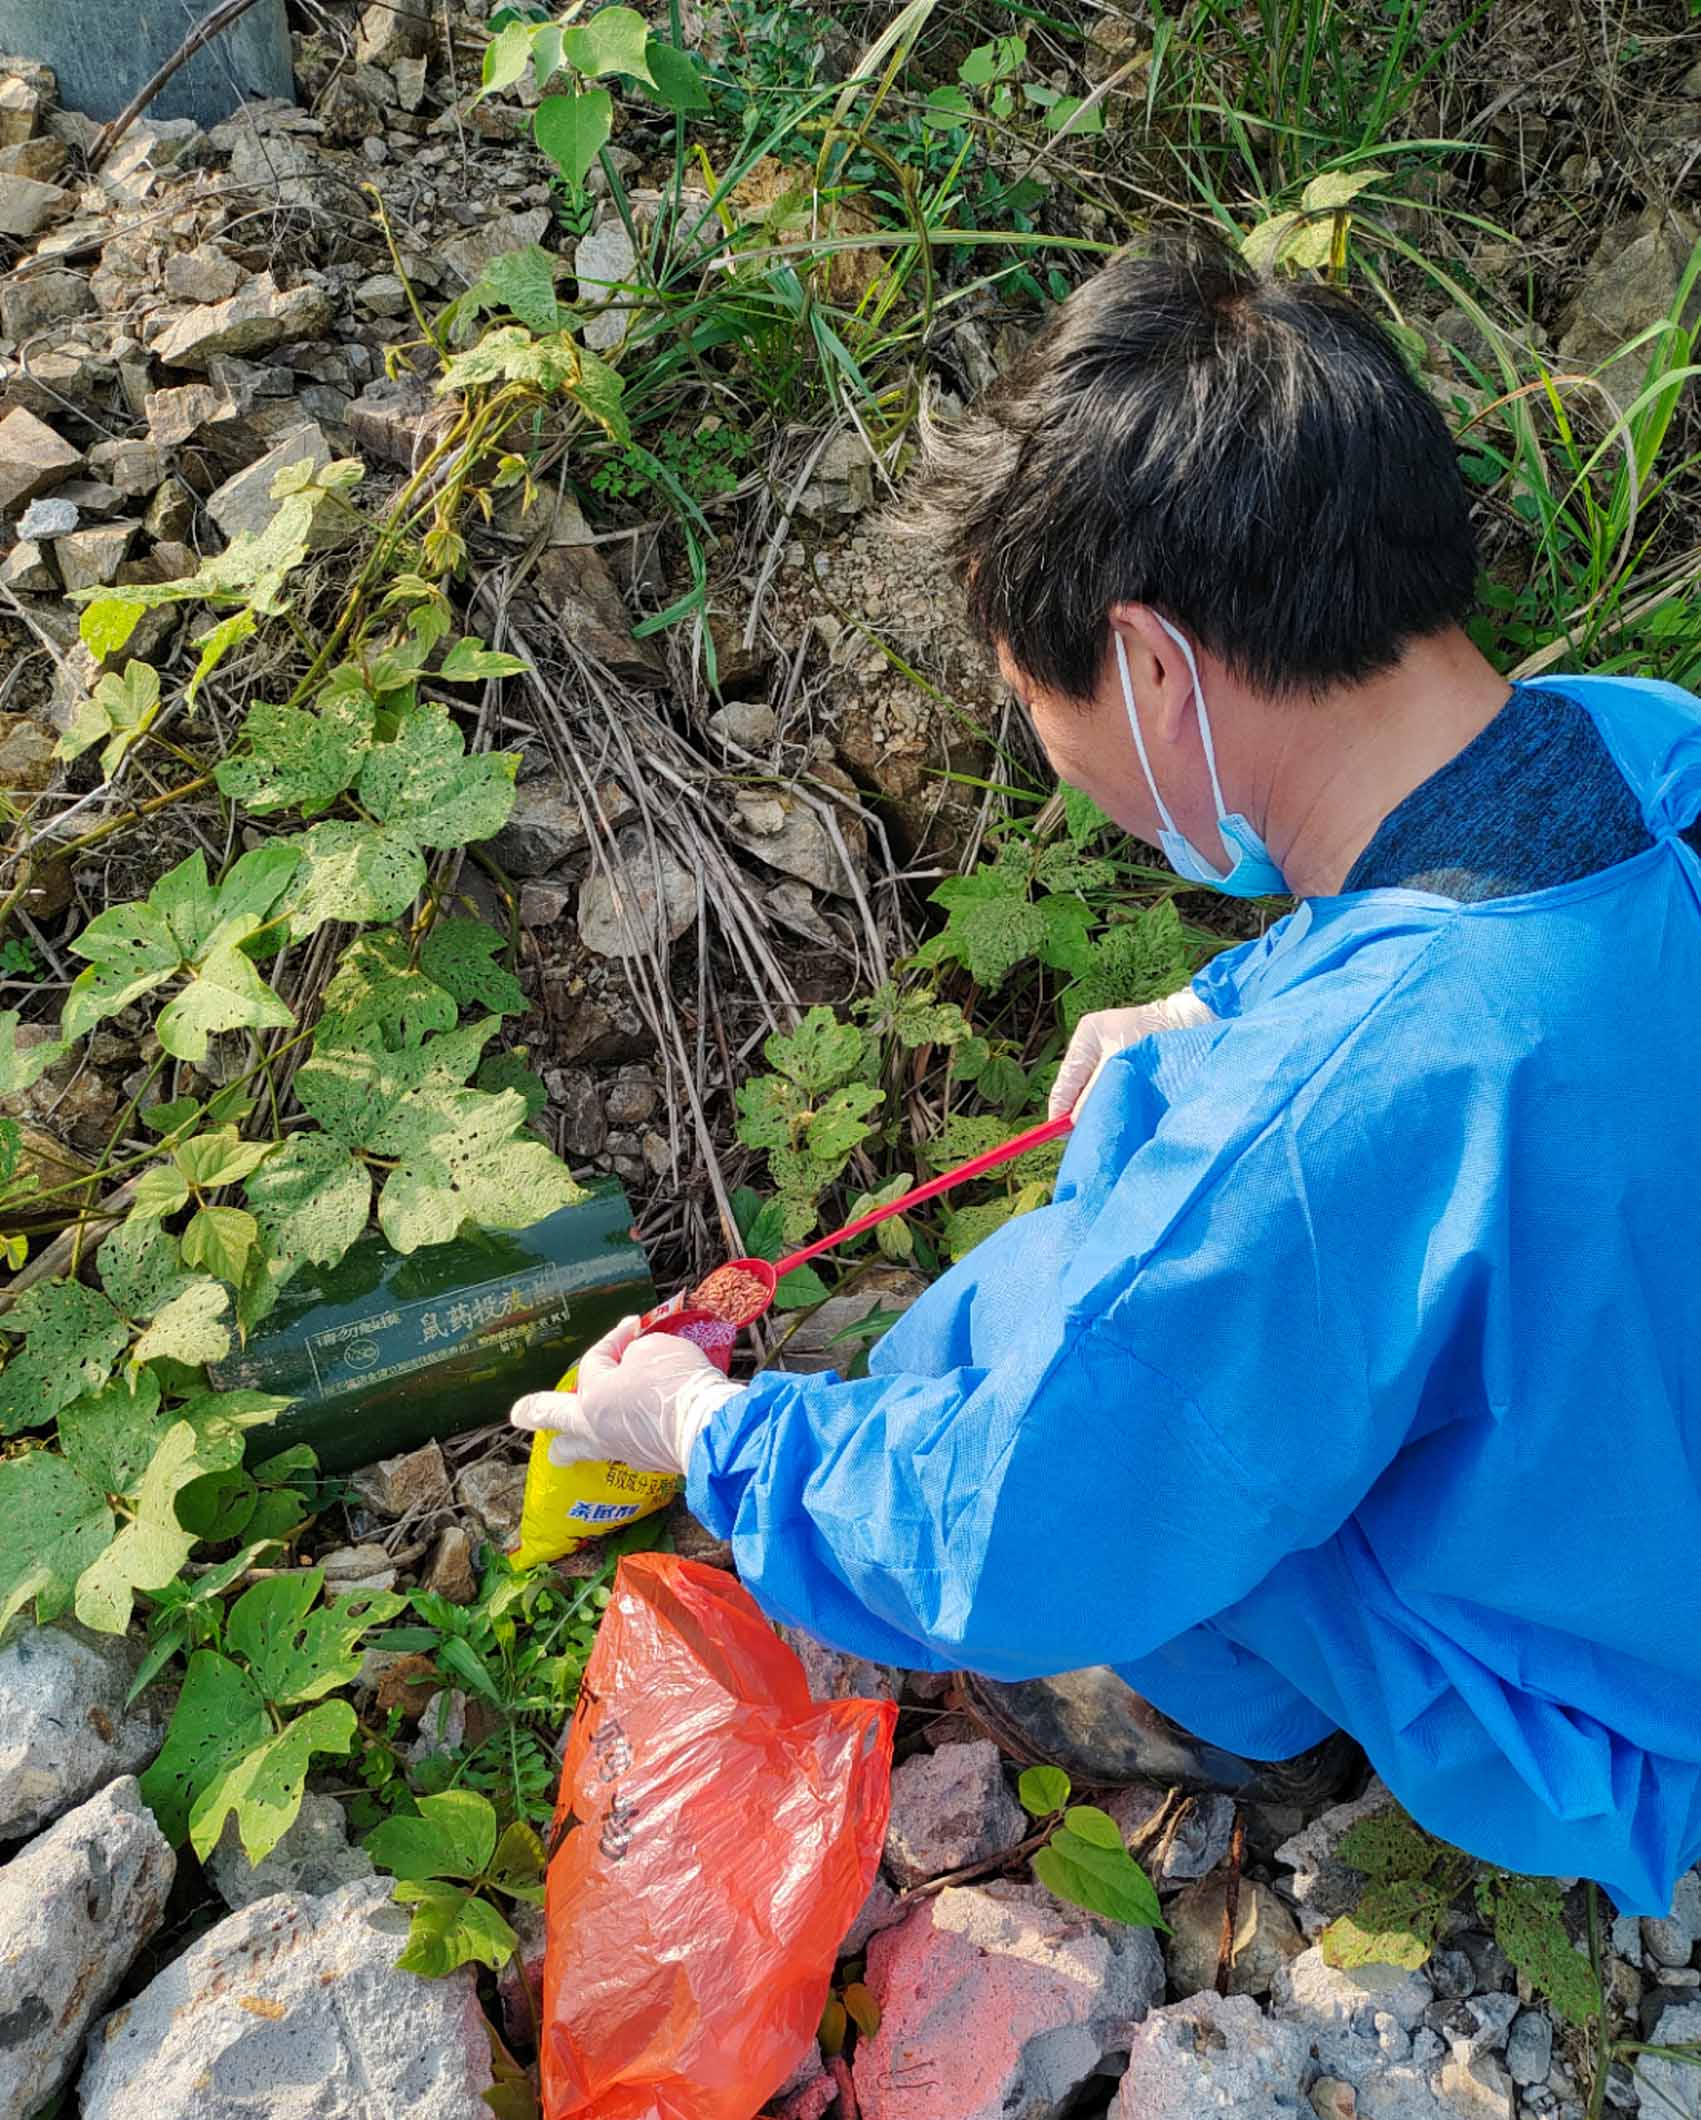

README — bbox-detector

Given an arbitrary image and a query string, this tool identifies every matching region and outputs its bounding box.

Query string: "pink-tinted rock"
[883,1740,1024,1889]
[853,1881,1163,2120]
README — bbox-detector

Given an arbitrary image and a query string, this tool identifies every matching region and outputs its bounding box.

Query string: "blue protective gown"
[687,674,1701,1913]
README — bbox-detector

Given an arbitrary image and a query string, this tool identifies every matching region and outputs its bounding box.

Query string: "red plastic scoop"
[656,1108,1076,1340]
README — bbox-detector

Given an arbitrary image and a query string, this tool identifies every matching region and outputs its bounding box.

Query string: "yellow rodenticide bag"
[511,1364,682,1568]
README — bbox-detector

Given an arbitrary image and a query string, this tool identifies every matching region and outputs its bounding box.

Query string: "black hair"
[901,231,1479,699]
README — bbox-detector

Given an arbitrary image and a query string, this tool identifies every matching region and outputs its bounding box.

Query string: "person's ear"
[1107,604,1193,742]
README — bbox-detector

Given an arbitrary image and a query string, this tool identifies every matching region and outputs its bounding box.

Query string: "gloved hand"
[1048,987,1216,1120]
[510,1314,743,1475]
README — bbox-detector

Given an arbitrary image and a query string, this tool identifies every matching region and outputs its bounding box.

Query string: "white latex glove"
[510,1314,742,1475]
[1048,987,1216,1120]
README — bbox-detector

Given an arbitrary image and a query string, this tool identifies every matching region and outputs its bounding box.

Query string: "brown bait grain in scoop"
[688,1264,770,1327]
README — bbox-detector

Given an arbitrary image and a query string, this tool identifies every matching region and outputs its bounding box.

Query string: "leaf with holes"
[0,1281,128,1435]
[214,688,375,818]
[98,1215,199,1320]
[763,1006,868,1094]
[226,1570,405,1706]
[130,1277,233,1369]
[367,1789,497,1883]
[278,822,428,940]
[294,1017,498,1152]
[57,1367,166,1499]
[358,704,517,849]
[1061,902,1197,1033]
[181,1206,259,1289]
[377,1088,584,1252]
[73,1415,244,1633]
[569,343,630,445]
[419,919,525,1014]
[156,939,294,1064]
[188,1697,359,1864]
[1321,1880,1450,1973]
[391,1880,519,1977]
[534,89,612,190]
[140,1648,268,1844]
[62,901,180,1043]
[475,1049,548,1121]
[1485,1875,1600,2027]
[923,869,1050,989]
[467,247,561,334]
[246,1135,371,1271]
[0,1449,113,1635]
[316,932,459,1051]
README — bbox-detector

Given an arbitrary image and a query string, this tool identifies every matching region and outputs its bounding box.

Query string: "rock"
[549,1065,607,1156]
[357,271,411,316]
[496,1899,545,2049]
[1104,1783,1238,1890]
[708,698,778,749]
[1506,2010,1555,2087]
[1272,1947,1435,2080]
[320,1542,399,1592]
[603,1070,658,1126]
[153,275,336,370]
[0,406,81,513]
[1274,1780,1398,1938]
[843,1872,905,1957]
[441,211,553,286]
[423,1525,478,1603]
[1643,1873,1701,1968]
[18,493,77,538]
[1438,2049,1515,2118]
[855,1881,1164,2120]
[495,781,590,876]
[775,2048,838,2120]
[144,476,196,542]
[80,1877,495,2119]
[348,372,442,467]
[456,1458,527,1547]
[207,1789,374,1911]
[55,521,137,592]
[575,218,637,351]
[0,171,69,238]
[577,826,700,959]
[1639,2002,1701,2118]
[1111,1987,1314,2117]
[0,1777,174,2118]
[0,1621,172,1841]
[87,438,164,499]
[1560,214,1701,369]
[533,540,665,684]
[884,1739,1025,1890]
[797,430,876,522]
[0,537,55,591]
[351,1441,451,1519]
[206,422,333,542]
[728,785,867,894]
[0,132,62,179]
[406,1687,467,1767]
[0,62,51,148]
[1167,1875,1306,1999]
[776,1622,901,1705]
[1,264,95,341]
[163,247,245,304]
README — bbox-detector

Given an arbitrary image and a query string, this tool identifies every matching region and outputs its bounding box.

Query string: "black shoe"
[955,1665,1363,1808]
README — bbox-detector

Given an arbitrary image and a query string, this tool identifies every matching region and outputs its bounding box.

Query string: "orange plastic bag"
[541,1554,896,2120]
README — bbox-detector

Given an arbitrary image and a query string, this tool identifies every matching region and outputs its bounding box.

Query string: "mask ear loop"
[1114,631,1180,839]
[1153,616,1232,827]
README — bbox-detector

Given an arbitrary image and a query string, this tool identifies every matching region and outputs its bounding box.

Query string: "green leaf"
[367,1790,498,1882]
[186,607,258,710]
[246,1134,371,1271]
[315,931,458,1050]
[0,1011,66,1096]
[79,596,145,660]
[189,1698,358,1864]
[295,1017,498,1152]
[131,1277,233,1368]
[467,247,562,334]
[803,1082,882,1162]
[58,1367,166,1496]
[391,1879,519,1977]
[475,1049,547,1121]
[156,943,294,1063]
[561,6,651,81]
[1033,1830,1165,1929]
[772,1263,828,1310]
[568,343,630,444]
[534,89,612,190]
[1045,94,1103,136]
[926,869,1048,989]
[644,38,708,110]
[358,704,518,849]
[1061,901,1197,1034]
[1018,1765,1071,1816]
[1488,1875,1600,2027]
[140,1648,268,1844]
[1063,1804,1123,1849]
[97,1216,198,1320]
[763,1006,867,1094]
[62,901,180,1043]
[0,1449,112,1635]
[214,688,375,818]
[131,1163,193,1221]
[439,638,529,682]
[174,1126,275,1190]
[73,1415,242,1632]
[56,660,161,776]
[181,1205,259,1289]
[481,16,534,93]
[278,821,428,940]
[488,1819,546,1900]
[922,84,973,128]
[0,1281,128,1435]
[1334,1807,1442,1883]
[212,842,302,935]
[419,919,525,1014]
[226,1570,404,1705]
[376,1088,583,1252]
[960,34,1025,83]
[1060,782,1112,848]
[1320,1879,1451,1973]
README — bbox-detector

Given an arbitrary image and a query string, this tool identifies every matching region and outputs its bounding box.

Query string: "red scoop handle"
[774,1108,1075,1278]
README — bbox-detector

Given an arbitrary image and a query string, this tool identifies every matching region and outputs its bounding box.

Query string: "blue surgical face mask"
[1114,620,1287,898]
